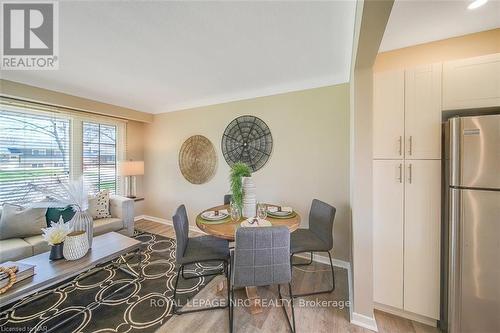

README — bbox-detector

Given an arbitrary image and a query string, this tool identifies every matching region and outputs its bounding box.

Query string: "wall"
[374,28,500,72]
[349,0,393,328]
[143,84,351,261]
[0,79,153,123]
[126,121,146,215]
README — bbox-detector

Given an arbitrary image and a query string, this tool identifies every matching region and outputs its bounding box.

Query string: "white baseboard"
[374,302,437,327]
[351,312,378,332]
[134,214,205,234]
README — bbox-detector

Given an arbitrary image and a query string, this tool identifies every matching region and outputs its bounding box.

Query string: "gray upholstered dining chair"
[230,226,295,333]
[224,194,232,205]
[172,204,231,315]
[290,199,336,297]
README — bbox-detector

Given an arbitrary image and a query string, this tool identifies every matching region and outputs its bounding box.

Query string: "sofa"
[0,195,135,263]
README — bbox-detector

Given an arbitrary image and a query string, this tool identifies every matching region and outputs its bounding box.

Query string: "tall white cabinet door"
[373,70,405,159]
[373,160,404,308]
[405,64,442,160]
[404,160,441,319]
[443,53,500,110]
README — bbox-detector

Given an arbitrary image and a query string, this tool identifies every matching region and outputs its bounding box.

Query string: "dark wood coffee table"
[0,231,144,330]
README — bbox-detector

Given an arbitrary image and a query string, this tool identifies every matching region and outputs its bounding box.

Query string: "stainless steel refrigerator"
[443,114,500,333]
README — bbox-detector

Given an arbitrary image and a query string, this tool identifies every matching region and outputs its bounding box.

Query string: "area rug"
[0,232,223,333]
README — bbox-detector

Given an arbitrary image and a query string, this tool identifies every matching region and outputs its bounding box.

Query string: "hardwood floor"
[135,220,440,333]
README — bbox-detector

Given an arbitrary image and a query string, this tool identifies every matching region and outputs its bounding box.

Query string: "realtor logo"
[1,1,58,70]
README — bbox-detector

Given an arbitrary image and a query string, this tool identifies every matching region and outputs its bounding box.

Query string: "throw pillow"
[0,204,47,240]
[45,206,76,227]
[89,190,111,219]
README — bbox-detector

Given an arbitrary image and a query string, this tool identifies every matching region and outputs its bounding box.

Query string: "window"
[0,98,125,205]
[83,122,117,194]
[0,108,70,204]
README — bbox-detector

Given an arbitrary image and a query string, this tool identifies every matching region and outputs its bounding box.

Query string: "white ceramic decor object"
[63,231,89,260]
[242,176,256,218]
[70,211,94,248]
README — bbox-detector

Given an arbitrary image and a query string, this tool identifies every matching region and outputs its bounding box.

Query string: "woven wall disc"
[221,115,273,172]
[179,135,217,184]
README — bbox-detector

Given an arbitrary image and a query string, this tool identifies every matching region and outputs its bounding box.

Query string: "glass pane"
[0,108,70,205]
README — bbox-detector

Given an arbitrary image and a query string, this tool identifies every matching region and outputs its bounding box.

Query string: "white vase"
[242,176,256,218]
[63,231,89,260]
[70,210,94,248]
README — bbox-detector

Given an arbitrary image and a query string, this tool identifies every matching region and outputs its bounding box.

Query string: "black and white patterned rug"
[0,232,222,333]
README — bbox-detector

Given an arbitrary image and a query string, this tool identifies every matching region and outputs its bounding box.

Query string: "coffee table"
[0,232,144,331]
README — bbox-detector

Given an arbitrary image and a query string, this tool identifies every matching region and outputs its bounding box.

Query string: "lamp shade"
[118,161,144,176]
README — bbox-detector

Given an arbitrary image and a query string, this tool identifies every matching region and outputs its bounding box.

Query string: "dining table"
[195,203,301,315]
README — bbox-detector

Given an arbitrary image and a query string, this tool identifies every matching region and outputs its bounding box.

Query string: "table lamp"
[118,160,144,198]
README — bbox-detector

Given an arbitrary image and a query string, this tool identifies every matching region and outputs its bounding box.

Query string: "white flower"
[41,217,73,245]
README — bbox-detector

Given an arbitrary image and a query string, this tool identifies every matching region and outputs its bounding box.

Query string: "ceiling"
[380,0,500,52]
[1,1,356,114]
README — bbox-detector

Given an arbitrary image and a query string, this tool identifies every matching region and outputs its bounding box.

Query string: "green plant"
[229,162,251,209]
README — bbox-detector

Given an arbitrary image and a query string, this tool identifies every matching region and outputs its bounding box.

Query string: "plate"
[240,218,272,227]
[201,211,229,221]
[267,210,293,217]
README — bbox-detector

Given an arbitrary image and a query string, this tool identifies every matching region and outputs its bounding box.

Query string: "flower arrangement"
[41,217,73,245]
[29,177,89,213]
[229,162,252,210]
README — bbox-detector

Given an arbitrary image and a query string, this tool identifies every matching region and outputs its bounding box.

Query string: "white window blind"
[83,122,117,194]
[0,107,70,205]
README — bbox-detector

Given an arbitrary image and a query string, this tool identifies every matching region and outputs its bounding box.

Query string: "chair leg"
[172,264,182,315]
[173,260,229,315]
[290,251,335,298]
[229,286,235,333]
[278,284,296,333]
[291,252,313,266]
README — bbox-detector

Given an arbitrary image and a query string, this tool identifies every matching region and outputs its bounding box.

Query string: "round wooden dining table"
[195,203,301,241]
[196,203,301,315]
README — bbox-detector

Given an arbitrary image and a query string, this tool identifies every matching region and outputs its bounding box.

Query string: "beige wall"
[126,121,146,215]
[0,79,153,123]
[143,84,351,261]
[374,28,500,72]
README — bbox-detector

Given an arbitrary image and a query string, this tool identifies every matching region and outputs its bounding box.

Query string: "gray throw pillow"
[0,204,47,240]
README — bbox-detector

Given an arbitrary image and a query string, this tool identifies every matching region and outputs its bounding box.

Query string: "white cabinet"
[404,160,441,319]
[373,64,442,320]
[373,160,404,308]
[373,70,405,159]
[373,160,441,320]
[373,65,441,159]
[405,64,442,159]
[443,53,500,110]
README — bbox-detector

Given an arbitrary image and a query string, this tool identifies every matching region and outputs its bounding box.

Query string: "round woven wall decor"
[179,135,217,184]
[221,115,273,172]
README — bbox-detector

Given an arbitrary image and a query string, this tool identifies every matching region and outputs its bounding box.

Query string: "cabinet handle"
[397,163,402,183]
[398,136,402,156]
[408,136,413,156]
[408,163,413,184]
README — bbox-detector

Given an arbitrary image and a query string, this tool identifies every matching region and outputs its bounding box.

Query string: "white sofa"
[0,195,135,263]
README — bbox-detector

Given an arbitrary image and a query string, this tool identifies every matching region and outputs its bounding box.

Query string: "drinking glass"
[230,202,241,222]
[257,202,267,220]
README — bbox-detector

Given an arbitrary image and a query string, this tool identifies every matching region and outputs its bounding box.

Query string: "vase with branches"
[229,162,252,211]
[29,177,94,248]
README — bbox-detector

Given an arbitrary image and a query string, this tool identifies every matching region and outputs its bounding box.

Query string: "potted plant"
[229,162,252,215]
[41,218,72,260]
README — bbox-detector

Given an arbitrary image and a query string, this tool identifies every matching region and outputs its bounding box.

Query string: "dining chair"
[171,204,231,315]
[290,199,336,297]
[224,194,232,205]
[230,226,295,333]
